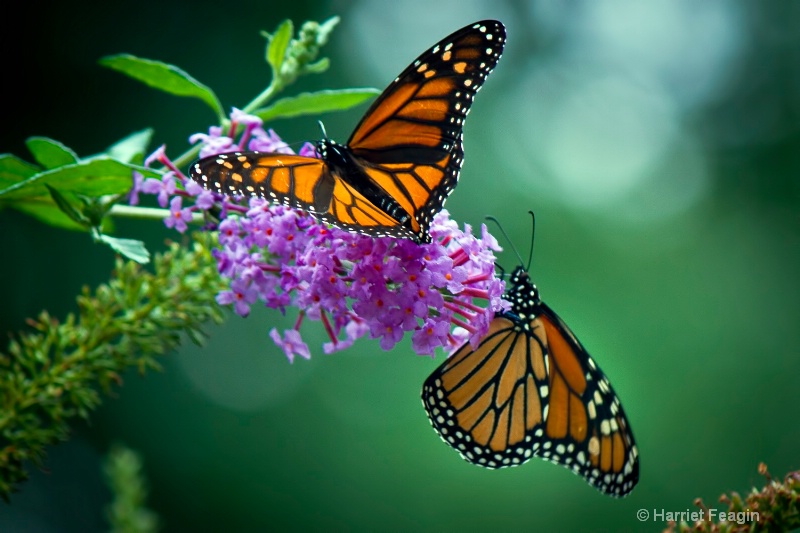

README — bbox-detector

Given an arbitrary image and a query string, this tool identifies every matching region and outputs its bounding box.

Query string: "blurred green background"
[2,0,798,531]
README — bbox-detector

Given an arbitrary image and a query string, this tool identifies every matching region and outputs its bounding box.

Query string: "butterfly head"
[504,265,541,320]
[315,139,332,160]
[486,212,542,317]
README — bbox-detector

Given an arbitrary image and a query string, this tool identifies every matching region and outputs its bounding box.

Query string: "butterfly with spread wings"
[190,20,506,243]
[422,215,640,497]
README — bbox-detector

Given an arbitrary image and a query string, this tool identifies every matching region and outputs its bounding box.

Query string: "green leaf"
[106,129,154,164]
[45,184,91,227]
[267,19,293,74]
[9,198,88,231]
[0,154,40,191]
[316,16,340,46]
[253,88,379,122]
[26,137,79,169]
[79,194,116,227]
[98,234,151,264]
[0,158,158,199]
[100,54,224,117]
[302,57,330,75]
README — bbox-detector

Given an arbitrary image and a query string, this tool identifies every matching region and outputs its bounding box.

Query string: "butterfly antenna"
[526,210,536,271]
[317,120,329,140]
[486,215,526,268]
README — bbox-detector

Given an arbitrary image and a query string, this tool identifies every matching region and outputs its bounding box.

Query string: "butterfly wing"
[314,168,419,238]
[345,20,506,242]
[422,316,550,467]
[422,267,639,497]
[190,20,505,243]
[191,152,333,213]
[534,302,640,497]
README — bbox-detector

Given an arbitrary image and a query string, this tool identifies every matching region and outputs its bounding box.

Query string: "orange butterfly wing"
[345,20,506,241]
[422,267,639,497]
[191,153,331,212]
[422,316,550,466]
[535,302,639,497]
[190,20,506,243]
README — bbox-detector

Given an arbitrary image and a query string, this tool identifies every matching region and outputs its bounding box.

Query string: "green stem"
[170,144,202,172]
[242,78,283,114]
[108,205,205,224]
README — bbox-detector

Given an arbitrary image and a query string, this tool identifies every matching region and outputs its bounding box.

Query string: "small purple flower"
[298,142,319,158]
[216,278,259,317]
[248,128,294,153]
[183,179,216,210]
[164,196,193,233]
[412,318,451,356]
[270,328,311,363]
[129,171,144,206]
[227,109,264,150]
[376,320,405,351]
[323,318,368,354]
[230,107,262,127]
[141,172,178,208]
[144,145,167,167]
[189,126,235,158]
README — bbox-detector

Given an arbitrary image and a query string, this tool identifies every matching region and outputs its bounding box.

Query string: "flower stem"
[108,205,205,224]
[243,79,282,114]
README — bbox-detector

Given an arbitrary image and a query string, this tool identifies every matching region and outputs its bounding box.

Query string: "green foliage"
[0,17,373,265]
[99,54,225,121]
[96,233,152,265]
[0,15,377,502]
[104,444,160,533]
[25,137,79,169]
[254,88,380,122]
[0,234,226,500]
[0,157,149,199]
[262,16,340,91]
[266,19,294,76]
[0,134,156,260]
[45,184,91,226]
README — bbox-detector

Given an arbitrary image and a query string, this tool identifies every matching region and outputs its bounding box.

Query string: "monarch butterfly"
[190,20,506,243]
[421,214,640,497]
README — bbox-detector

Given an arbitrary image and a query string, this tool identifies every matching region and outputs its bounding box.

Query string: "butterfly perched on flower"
[190,20,505,243]
[421,214,640,497]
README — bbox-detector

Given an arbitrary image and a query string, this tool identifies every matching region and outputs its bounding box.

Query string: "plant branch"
[0,233,226,500]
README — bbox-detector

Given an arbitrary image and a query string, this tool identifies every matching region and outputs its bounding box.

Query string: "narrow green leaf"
[0,154,40,191]
[100,54,224,117]
[253,88,379,122]
[316,16,340,46]
[26,137,79,169]
[45,184,91,227]
[0,158,158,199]
[302,57,330,75]
[98,234,151,264]
[267,19,293,73]
[106,129,154,164]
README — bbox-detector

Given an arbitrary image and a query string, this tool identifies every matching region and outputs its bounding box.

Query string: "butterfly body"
[422,266,639,497]
[191,20,506,243]
[315,139,414,230]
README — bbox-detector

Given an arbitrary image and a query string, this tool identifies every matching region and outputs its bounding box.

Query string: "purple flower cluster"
[131,108,507,362]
